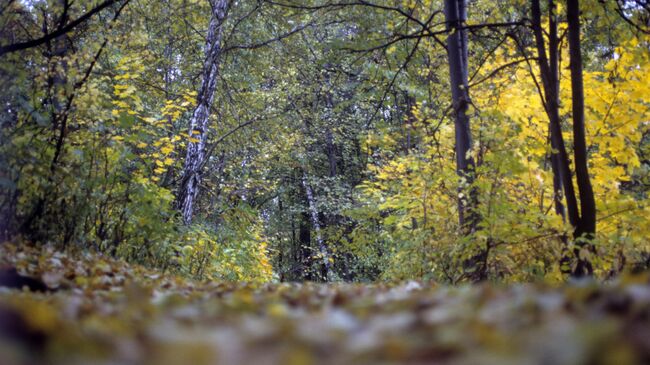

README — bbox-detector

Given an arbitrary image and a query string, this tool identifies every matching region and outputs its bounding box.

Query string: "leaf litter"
[1,243,649,365]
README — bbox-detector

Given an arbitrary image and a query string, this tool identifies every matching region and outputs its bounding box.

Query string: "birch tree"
[177,0,229,225]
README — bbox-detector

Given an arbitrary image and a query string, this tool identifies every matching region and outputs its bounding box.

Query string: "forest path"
[1,244,649,365]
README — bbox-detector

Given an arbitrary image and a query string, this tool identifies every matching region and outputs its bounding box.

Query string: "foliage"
[0,0,274,282]
[346,2,650,282]
[176,205,274,283]
[0,0,648,283]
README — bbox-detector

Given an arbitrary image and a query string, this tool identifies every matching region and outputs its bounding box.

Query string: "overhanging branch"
[0,0,123,57]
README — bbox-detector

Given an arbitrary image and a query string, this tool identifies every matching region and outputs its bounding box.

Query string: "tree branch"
[0,0,122,57]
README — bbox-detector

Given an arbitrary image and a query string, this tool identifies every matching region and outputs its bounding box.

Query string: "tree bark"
[531,0,580,230]
[178,0,229,225]
[444,0,478,233]
[530,0,595,276]
[445,0,486,281]
[301,172,332,281]
[546,0,566,221]
[567,0,596,276]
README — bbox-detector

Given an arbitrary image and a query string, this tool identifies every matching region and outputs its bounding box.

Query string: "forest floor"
[1,244,650,365]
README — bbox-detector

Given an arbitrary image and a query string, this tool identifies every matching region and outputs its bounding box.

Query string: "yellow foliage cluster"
[355,36,650,282]
[110,56,197,182]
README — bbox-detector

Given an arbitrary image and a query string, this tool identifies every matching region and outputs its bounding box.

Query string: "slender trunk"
[20,4,71,239]
[445,0,485,280]
[301,172,331,281]
[567,0,596,276]
[531,0,580,229]
[325,129,337,177]
[290,215,297,280]
[547,0,566,221]
[546,0,571,265]
[531,0,595,276]
[299,210,311,280]
[178,0,228,225]
[444,0,478,233]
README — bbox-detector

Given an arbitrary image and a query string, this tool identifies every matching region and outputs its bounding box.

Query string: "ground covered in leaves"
[1,244,650,365]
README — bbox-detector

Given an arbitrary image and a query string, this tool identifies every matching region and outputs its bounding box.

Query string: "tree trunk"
[301,172,332,281]
[444,0,478,233]
[531,0,595,277]
[444,0,486,281]
[177,0,228,225]
[531,0,580,230]
[299,210,311,280]
[566,0,596,276]
[546,0,566,222]
[20,2,71,240]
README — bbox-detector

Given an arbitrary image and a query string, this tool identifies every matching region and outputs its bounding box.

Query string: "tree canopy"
[0,0,649,281]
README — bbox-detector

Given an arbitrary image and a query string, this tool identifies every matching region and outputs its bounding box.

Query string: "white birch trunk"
[178,0,228,225]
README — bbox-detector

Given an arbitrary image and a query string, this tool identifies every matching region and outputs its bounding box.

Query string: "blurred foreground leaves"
[1,243,649,365]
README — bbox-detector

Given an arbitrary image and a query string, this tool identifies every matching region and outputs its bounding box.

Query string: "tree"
[1,0,648,283]
[177,0,229,225]
[444,0,484,280]
[529,0,596,276]
[566,0,596,276]
[0,0,124,57]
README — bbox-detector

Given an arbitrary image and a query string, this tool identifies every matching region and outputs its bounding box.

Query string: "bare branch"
[0,0,124,57]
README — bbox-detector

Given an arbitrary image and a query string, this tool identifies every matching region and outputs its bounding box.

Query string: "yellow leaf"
[113,100,129,109]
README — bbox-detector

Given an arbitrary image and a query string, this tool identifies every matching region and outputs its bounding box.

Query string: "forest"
[0,0,649,364]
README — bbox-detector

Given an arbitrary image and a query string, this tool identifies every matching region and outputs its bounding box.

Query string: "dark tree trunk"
[531,0,580,230]
[444,0,478,233]
[302,172,332,281]
[20,2,72,240]
[547,0,566,222]
[444,0,485,281]
[299,210,311,281]
[177,0,228,225]
[567,0,596,276]
[530,0,595,277]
